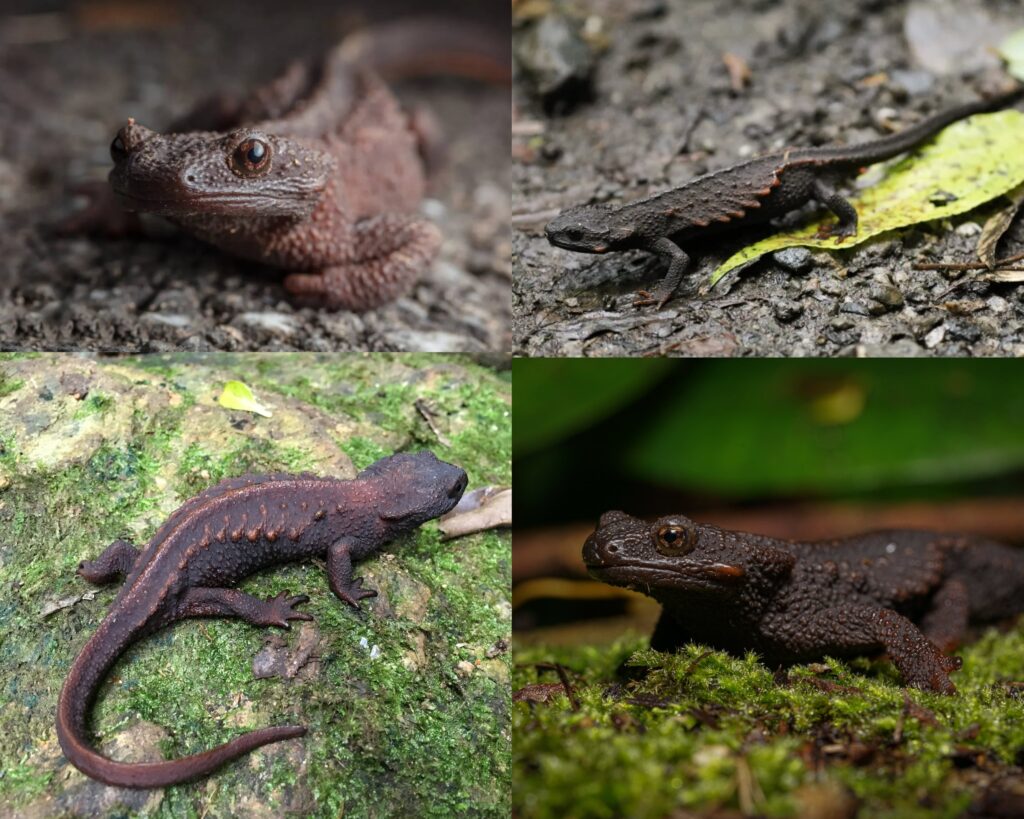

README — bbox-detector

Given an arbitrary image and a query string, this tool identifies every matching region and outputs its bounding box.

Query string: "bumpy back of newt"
[545,154,796,252]
[144,452,468,589]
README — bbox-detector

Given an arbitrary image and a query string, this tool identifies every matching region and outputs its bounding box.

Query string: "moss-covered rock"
[0,353,511,818]
[514,628,1024,818]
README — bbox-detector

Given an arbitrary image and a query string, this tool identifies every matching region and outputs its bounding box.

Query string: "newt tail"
[788,87,1024,167]
[341,16,512,85]
[56,599,305,788]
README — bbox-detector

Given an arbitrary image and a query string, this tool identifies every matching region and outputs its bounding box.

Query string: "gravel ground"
[512,0,1024,357]
[0,0,510,352]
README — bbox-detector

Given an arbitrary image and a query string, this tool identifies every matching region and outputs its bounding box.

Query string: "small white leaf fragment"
[41,590,95,618]
[218,380,272,417]
[359,636,381,660]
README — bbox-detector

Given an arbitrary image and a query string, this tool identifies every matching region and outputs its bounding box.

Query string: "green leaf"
[998,28,1024,82]
[512,358,673,457]
[217,380,272,417]
[709,110,1024,287]
[625,360,1024,496]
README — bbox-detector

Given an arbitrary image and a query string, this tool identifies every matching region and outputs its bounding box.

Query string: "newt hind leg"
[179,588,313,629]
[77,539,140,584]
[812,178,858,239]
[284,214,441,311]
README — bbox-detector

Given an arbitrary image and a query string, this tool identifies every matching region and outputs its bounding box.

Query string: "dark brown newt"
[57,451,467,788]
[583,511,1024,693]
[66,18,509,311]
[545,88,1023,307]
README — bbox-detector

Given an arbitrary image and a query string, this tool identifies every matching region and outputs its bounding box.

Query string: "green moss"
[175,438,315,500]
[0,353,510,818]
[339,436,390,470]
[0,375,24,399]
[72,392,114,419]
[514,629,1024,818]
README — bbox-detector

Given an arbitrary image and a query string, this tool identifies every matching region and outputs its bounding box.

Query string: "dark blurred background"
[513,359,1024,642]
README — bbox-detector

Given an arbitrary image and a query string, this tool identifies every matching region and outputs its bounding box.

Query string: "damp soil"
[512,0,1024,357]
[0,0,510,353]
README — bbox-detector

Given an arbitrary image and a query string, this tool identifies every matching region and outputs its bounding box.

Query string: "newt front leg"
[327,539,379,608]
[639,237,692,309]
[773,605,961,693]
[77,539,141,583]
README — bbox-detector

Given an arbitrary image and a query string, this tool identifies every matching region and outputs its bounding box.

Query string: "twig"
[914,251,1024,272]
[532,662,580,711]
[414,399,450,447]
[511,208,561,228]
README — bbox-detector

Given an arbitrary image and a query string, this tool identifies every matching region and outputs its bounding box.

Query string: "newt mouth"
[546,237,609,253]
[112,187,302,216]
[587,561,745,587]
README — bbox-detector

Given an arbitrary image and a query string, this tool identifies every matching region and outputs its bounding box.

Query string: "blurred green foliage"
[514,359,672,457]
[513,360,1024,522]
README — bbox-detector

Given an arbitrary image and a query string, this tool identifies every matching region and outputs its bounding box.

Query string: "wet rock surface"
[512,0,1024,357]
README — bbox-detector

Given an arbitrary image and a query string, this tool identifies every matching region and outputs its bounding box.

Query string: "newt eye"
[110,135,128,162]
[230,137,272,177]
[565,228,583,242]
[655,524,696,556]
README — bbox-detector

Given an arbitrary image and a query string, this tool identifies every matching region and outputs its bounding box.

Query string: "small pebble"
[986,295,1009,313]
[773,247,813,273]
[772,298,804,323]
[840,301,870,316]
[868,284,904,314]
[955,222,981,237]
[923,325,945,348]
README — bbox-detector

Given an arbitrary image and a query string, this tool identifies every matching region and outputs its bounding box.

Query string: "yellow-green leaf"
[709,109,1024,287]
[999,28,1024,81]
[218,380,272,417]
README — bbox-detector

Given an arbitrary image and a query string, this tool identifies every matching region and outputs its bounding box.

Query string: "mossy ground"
[0,353,510,818]
[514,627,1024,818]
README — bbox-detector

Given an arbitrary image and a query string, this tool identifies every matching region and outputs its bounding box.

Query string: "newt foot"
[335,577,379,609]
[265,592,314,629]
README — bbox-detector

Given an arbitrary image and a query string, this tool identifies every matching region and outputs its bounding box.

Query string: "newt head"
[545,204,624,253]
[108,119,334,218]
[357,451,468,527]
[583,511,794,596]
